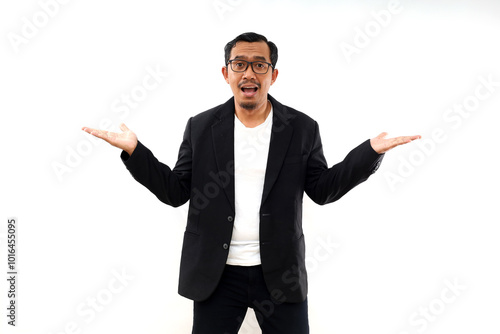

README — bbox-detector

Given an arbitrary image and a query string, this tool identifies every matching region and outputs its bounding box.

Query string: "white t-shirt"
[226,105,273,266]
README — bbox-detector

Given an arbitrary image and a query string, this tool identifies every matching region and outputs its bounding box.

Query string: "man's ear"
[270,68,279,85]
[222,66,229,84]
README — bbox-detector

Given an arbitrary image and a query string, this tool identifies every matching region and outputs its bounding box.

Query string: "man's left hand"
[370,132,421,154]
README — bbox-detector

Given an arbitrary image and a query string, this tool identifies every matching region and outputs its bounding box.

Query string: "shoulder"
[181,97,233,139]
[190,97,234,124]
[191,104,223,123]
[270,95,318,131]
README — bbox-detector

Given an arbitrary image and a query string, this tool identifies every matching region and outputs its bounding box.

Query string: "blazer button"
[227,216,233,222]
[223,243,229,250]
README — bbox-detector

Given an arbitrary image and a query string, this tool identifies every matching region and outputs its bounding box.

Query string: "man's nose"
[242,63,256,79]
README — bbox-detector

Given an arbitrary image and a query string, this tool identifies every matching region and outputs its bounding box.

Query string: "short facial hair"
[239,101,258,110]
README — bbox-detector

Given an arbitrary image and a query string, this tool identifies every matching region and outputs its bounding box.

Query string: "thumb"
[376,132,388,139]
[119,123,130,132]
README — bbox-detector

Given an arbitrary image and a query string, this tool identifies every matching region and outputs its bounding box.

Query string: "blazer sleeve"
[119,118,193,207]
[305,121,384,205]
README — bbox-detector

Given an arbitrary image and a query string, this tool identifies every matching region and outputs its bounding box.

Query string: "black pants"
[192,265,309,334]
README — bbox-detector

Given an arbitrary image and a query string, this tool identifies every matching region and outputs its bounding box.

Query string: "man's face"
[222,41,278,111]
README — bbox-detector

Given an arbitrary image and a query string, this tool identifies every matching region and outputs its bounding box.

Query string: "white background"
[1,0,499,333]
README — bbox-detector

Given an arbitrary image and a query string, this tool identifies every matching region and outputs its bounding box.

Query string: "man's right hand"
[82,123,138,156]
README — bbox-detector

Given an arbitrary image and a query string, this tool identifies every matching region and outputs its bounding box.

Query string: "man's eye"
[255,63,265,68]
[235,62,246,67]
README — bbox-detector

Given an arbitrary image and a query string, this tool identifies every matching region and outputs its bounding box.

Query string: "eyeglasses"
[227,59,274,74]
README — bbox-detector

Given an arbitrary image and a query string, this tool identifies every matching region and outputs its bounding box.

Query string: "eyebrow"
[233,55,269,62]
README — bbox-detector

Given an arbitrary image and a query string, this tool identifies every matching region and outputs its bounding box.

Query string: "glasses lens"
[252,62,269,74]
[231,60,248,72]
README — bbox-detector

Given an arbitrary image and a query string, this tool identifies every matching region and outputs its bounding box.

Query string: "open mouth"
[240,84,259,97]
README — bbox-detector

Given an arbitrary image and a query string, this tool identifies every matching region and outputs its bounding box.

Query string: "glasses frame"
[227,59,274,74]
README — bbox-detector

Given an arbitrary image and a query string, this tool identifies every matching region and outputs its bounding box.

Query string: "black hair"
[224,32,278,69]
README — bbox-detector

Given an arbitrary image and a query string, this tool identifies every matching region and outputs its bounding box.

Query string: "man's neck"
[234,100,271,128]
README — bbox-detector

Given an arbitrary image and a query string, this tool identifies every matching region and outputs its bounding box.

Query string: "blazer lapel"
[261,94,294,205]
[211,97,236,212]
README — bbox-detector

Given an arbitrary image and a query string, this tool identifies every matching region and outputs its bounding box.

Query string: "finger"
[376,132,388,139]
[87,128,111,141]
[119,123,129,132]
[82,127,105,138]
[399,135,421,144]
[391,135,421,147]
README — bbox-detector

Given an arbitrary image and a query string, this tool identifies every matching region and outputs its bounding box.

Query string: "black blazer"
[121,94,384,303]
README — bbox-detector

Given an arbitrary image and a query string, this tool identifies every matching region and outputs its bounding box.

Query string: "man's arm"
[82,122,192,207]
[304,123,420,205]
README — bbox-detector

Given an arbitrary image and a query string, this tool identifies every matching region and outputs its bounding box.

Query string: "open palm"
[370,132,421,154]
[82,123,138,156]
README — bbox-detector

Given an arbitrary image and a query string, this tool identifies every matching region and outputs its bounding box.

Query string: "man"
[83,32,420,333]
